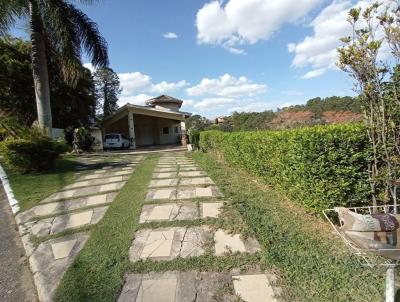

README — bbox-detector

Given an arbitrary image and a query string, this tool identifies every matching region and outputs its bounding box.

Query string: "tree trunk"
[29,1,52,137]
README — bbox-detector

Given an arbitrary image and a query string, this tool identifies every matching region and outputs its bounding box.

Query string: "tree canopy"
[0,37,96,129]
[93,67,121,118]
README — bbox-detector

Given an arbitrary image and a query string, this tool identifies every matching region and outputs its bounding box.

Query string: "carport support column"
[128,111,136,149]
[180,120,188,147]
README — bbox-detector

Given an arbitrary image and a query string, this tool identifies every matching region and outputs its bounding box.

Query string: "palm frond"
[42,0,82,84]
[65,2,108,67]
[0,0,27,36]
[46,0,108,67]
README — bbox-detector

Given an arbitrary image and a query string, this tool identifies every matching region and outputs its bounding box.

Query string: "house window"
[162,127,170,135]
[174,126,179,134]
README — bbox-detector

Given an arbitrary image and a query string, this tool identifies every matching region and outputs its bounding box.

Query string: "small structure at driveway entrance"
[99,95,191,149]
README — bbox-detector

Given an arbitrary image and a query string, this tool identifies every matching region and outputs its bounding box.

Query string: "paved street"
[0,185,37,302]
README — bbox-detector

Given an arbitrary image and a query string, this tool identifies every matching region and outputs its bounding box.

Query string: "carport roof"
[102,102,191,126]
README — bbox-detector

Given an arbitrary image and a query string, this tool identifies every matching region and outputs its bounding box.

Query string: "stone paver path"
[15,154,144,302]
[120,153,281,302]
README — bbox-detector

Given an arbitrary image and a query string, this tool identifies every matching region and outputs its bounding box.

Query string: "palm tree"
[0,0,108,136]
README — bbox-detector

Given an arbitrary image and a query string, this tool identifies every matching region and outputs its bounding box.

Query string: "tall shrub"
[338,2,400,206]
[200,124,371,212]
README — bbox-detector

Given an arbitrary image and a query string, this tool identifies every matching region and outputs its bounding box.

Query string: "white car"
[103,133,130,150]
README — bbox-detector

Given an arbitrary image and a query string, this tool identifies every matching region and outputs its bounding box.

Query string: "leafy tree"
[0,0,108,135]
[185,114,212,131]
[338,2,400,207]
[231,111,275,131]
[94,67,121,118]
[0,36,36,123]
[0,37,96,130]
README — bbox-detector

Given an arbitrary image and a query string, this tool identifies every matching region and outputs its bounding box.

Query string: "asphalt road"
[0,185,37,302]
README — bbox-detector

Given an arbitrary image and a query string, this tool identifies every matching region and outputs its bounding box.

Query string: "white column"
[180,120,187,147]
[128,111,136,149]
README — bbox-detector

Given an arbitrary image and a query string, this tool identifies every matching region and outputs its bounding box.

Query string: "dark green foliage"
[199,123,371,212]
[281,96,361,117]
[72,127,94,151]
[188,129,200,148]
[0,136,69,173]
[0,37,36,124]
[231,110,275,131]
[94,67,121,118]
[0,37,97,129]
[191,152,384,301]
[185,114,212,131]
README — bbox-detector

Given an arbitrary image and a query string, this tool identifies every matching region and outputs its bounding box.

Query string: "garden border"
[0,163,20,213]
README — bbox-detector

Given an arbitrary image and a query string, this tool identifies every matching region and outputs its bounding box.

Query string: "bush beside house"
[199,123,371,212]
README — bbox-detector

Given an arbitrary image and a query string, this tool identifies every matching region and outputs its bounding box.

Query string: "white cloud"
[301,68,327,79]
[193,97,236,109]
[230,101,270,113]
[151,80,188,93]
[196,0,321,54]
[288,0,392,79]
[163,32,178,39]
[118,94,155,106]
[118,72,187,95]
[119,72,152,95]
[187,74,267,98]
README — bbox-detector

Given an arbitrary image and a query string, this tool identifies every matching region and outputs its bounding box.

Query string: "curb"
[0,163,20,214]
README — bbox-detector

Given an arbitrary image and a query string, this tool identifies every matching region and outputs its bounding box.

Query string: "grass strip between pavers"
[190,151,386,302]
[54,155,159,302]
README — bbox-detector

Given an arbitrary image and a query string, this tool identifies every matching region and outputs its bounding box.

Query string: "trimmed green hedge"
[0,137,69,173]
[199,124,371,212]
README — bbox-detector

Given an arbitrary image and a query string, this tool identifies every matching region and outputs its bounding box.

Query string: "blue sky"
[13,0,372,118]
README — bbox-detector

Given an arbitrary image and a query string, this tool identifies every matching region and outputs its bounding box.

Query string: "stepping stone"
[176,186,222,199]
[149,178,179,188]
[62,175,128,190]
[201,202,223,218]
[54,210,93,231]
[232,274,277,302]
[154,167,178,172]
[118,271,234,302]
[146,188,176,200]
[33,203,58,216]
[28,233,89,302]
[214,229,261,256]
[178,171,207,177]
[179,166,201,171]
[51,239,77,260]
[42,182,125,203]
[139,203,198,223]
[153,172,177,179]
[17,193,117,224]
[129,226,210,262]
[136,278,177,302]
[180,177,214,186]
[77,170,133,181]
[22,207,109,237]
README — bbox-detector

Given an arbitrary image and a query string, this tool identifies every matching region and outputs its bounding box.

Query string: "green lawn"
[3,157,80,211]
[190,151,385,302]
[54,155,159,302]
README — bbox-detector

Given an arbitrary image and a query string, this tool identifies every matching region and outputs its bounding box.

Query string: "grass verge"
[54,155,158,302]
[190,151,385,302]
[2,157,79,211]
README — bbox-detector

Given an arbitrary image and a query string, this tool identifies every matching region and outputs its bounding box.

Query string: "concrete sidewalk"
[0,185,37,302]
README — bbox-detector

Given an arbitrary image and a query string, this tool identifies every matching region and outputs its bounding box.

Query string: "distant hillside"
[186,96,363,132]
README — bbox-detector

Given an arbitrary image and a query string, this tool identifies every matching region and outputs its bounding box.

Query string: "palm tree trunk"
[29,1,52,136]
